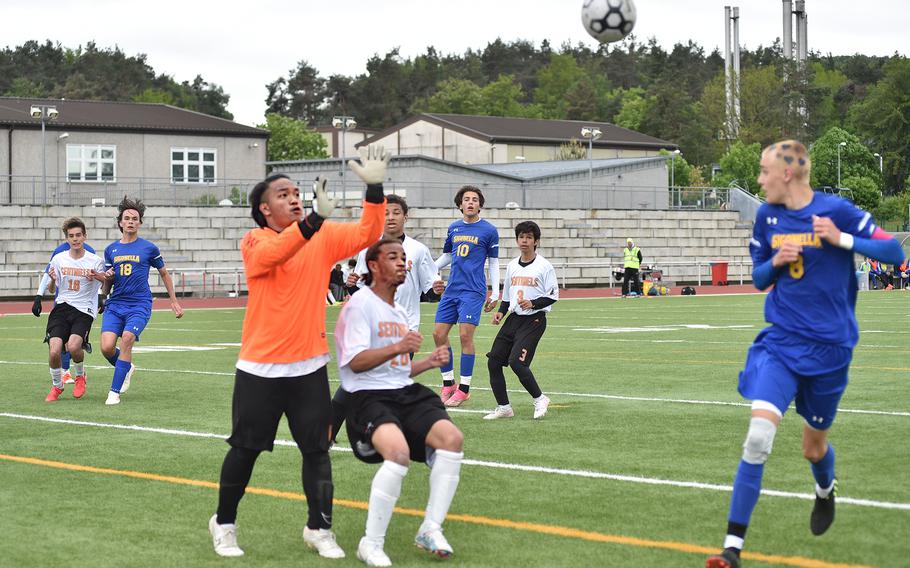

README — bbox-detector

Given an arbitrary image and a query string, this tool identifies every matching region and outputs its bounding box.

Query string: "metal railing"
[0,175,261,207]
[553,259,755,289]
[668,187,731,210]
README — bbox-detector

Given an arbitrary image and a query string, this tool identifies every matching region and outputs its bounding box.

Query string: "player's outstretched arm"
[410,345,450,377]
[812,215,905,266]
[157,267,184,319]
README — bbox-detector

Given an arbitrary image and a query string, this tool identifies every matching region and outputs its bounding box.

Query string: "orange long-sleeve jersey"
[238,200,385,364]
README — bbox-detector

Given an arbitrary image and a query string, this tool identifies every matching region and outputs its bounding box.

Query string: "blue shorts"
[434,291,485,326]
[738,342,849,430]
[101,302,152,340]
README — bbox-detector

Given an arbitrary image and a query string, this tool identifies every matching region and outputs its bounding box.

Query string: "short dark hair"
[347,258,357,267]
[361,238,402,287]
[386,194,408,215]
[250,174,291,228]
[117,195,146,233]
[454,185,484,209]
[62,217,86,236]
[515,220,541,246]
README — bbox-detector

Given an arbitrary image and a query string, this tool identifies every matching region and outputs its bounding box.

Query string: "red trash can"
[710,261,728,286]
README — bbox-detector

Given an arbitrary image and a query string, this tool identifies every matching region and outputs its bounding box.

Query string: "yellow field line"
[0,453,867,568]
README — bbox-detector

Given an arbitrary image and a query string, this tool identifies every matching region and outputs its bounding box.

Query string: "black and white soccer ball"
[581,0,636,44]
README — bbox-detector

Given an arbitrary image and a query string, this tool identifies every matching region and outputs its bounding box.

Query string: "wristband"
[365,183,384,204]
[297,211,325,240]
[837,232,854,250]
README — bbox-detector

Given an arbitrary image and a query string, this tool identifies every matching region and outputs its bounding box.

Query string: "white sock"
[723,535,744,550]
[459,375,472,387]
[50,368,63,389]
[441,370,455,383]
[365,460,408,545]
[816,482,835,498]
[72,361,84,377]
[422,449,463,532]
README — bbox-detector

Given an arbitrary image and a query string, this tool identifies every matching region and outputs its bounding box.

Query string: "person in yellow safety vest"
[622,238,643,297]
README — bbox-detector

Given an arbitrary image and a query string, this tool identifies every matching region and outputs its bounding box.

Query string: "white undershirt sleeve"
[487,257,500,301]
[434,252,452,271]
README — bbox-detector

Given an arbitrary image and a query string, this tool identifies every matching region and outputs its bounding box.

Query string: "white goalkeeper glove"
[312,177,336,218]
[348,145,391,185]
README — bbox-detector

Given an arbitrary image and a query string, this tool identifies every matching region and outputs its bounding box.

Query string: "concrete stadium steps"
[0,205,752,297]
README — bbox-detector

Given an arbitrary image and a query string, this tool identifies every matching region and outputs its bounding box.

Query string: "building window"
[171,148,216,184]
[66,145,116,182]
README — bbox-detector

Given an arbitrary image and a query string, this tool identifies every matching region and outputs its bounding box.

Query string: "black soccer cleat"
[706,548,741,568]
[810,479,837,536]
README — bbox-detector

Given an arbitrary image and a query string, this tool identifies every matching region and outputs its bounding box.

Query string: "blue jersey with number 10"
[751,193,878,373]
[442,218,499,296]
[104,238,165,306]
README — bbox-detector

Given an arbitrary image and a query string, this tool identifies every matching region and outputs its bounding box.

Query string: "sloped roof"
[0,97,269,137]
[268,154,666,183]
[357,113,676,150]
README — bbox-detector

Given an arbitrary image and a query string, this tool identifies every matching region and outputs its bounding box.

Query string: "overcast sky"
[2,0,907,127]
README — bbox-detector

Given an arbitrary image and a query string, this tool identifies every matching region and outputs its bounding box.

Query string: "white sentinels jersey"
[335,287,414,393]
[49,251,105,318]
[355,235,439,330]
[502,254,559,316]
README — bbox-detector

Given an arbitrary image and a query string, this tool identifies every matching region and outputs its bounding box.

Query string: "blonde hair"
[764,140,811,181]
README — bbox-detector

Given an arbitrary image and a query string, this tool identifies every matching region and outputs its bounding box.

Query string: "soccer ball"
[581,0,636,44]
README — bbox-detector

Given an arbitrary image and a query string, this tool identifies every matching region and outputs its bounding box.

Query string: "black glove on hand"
[31,295,42,317]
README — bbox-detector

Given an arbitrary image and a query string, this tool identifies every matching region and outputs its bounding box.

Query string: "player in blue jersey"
[32,238,99,384]
[432,185,500,407]
[707,141,906,568]
[99,196,184,406]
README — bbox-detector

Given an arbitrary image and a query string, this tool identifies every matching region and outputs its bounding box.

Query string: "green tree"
[556,139,587,160]
[873,190,910,226]
[849,57,910,192]
[533,53,585,118]
[714,141,762,192]
[659,149,694,188]
[840,175,881,211]
[480,74,535,117]
[614,88,654,131]
[4,77,43,97]
[809,127,881,192]
[414,78,484,115]
[258,113,327,162]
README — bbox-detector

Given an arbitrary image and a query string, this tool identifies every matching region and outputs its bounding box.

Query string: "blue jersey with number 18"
[750,193,878,373]
[442,218,499,296]
[104,238,165,306]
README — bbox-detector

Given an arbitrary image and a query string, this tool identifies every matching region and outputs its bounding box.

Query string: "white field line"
[2,411,907,512]
[1,359,908,418]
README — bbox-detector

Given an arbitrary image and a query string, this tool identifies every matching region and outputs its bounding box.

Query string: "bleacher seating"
[0,205,753,298]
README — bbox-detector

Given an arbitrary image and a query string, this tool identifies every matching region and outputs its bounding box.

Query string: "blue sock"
[105,348,121,367]
[62,351,71,371]
[460,353,475,378]
[728,460,764,526]
[441,347,454,374]
[110,359,131,393]
[810,444,836,489]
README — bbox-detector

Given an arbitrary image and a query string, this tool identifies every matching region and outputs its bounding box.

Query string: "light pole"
[332,115,356,208]
[580,126,602,209]
[873,152,883,174]
[30,104,59,205]
[669,149,681,207]
[837,141,846,187]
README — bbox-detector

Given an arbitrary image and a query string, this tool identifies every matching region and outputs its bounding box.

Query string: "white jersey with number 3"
[335,287,414,393]
[502,254,559,316]
[49,251,105,318]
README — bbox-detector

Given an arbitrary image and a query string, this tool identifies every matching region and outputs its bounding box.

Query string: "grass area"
[1,291,908,567]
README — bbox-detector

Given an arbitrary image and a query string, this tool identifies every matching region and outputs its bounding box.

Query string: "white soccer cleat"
[415,527,453,558]
[303,527,345,559]
[104,391,121,406]
[533,395,551,419]
[120,363,136,393]
[209,514,244,557]
[483,405,515,420]
[357,537,391,567]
